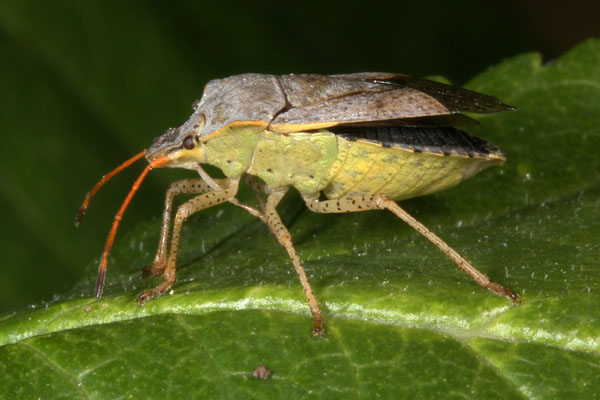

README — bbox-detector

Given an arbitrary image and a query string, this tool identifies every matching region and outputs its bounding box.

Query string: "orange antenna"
[76,151,147,227]
[95,154,171,299]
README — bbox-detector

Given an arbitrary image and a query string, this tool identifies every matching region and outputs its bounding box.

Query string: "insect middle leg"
[137,179,240,305]
[265,188,324,336]
[244,174,269,212]
[303,194,519,304]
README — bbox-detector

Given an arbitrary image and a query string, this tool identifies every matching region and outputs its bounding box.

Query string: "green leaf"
[1,34,599,400]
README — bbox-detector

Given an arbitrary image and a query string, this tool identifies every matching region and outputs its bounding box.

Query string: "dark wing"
[268,73,514,133]
[331,125,505,160]
[352,73,515,114]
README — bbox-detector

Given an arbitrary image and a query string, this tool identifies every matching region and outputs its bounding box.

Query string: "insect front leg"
[145,178,230,277]
[265,188,324,336]
[303,194,519,304]
[137,179,240,305]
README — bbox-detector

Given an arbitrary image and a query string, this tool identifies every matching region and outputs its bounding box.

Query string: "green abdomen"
[324,136,501,200]
[247,127,504,200]
[247,130,339,194]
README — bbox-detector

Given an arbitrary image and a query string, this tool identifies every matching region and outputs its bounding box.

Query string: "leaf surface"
[1,37,599,399]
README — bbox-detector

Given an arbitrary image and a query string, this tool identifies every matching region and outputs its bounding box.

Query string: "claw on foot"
[137,278,174,305]
[312,326,325,337]
[140,264,165,277]
[504,288,520,305]
[137,290,155,305]
[487,282,520,305]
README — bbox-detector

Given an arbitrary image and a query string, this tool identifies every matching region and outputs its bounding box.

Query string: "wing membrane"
[270,73,514,134]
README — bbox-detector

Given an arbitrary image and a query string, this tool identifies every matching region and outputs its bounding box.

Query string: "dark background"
[0,0,597,313]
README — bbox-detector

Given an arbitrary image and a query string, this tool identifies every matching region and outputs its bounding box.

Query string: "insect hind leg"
[303,193,519,304]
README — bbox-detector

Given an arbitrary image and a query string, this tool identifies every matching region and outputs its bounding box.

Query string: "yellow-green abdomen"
[247,130,339,194]
[322,135,504,201]
[246,128,504,201]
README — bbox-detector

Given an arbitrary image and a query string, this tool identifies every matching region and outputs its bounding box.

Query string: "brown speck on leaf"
[253,365,272,380]
[83,306,93,313]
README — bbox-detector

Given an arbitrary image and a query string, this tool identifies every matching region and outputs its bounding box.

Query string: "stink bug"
[77,73,518,335]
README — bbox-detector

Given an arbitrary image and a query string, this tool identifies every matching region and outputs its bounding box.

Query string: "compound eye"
[182,135,195,150]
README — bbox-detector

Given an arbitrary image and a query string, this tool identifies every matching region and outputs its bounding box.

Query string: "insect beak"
[145,148,170,164]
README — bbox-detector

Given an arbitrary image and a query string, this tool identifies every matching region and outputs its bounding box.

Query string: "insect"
[77,73,519,335]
